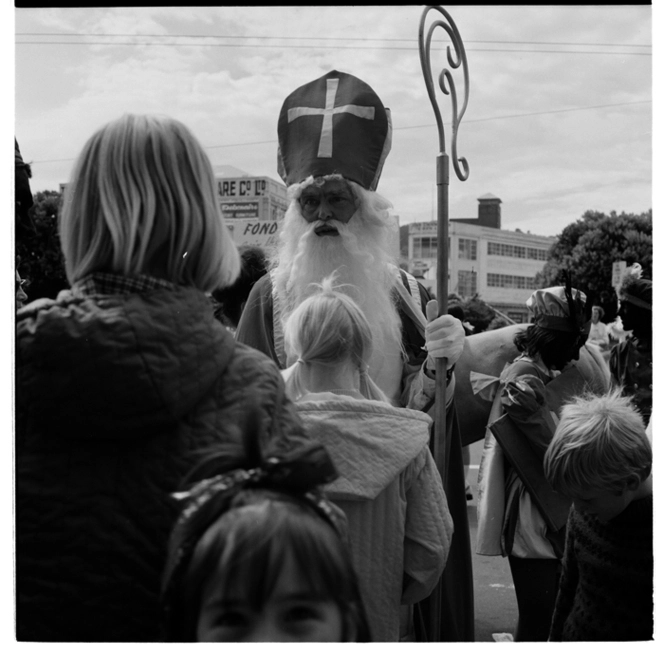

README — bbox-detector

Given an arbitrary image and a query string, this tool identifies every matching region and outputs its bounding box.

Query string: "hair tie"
[296,357,306,365]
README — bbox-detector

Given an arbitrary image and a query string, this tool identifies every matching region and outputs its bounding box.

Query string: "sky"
[11,5,653,240]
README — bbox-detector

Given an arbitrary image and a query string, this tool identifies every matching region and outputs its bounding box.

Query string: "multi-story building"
[213,165,288,253]
[404,194,556,323]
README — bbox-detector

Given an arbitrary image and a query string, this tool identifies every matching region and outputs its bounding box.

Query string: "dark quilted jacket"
[15,285,309,642]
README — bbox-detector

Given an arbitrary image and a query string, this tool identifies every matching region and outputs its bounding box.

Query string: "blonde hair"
[282,275,389,403]
[544,390,652,497]
[60,114,240,291]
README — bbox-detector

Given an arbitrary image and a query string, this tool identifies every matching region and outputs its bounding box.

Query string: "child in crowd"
[162,433,371,642]
[281,276,454,641]
[15,113,309,641]
[543,390,653,641]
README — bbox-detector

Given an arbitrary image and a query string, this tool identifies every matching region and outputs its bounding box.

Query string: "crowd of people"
[15,70,652,643]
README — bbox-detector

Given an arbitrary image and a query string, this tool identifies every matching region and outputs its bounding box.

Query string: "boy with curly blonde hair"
[543,390,653,641]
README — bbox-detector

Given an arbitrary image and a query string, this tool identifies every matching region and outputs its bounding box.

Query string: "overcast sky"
[13,5,652,238]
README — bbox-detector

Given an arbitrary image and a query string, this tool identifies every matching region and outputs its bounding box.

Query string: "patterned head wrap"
[527,274,590,336]
[161,441,343,637]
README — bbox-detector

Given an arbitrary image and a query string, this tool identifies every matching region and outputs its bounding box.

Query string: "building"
[404,194,556,323]
[213,165,288,253]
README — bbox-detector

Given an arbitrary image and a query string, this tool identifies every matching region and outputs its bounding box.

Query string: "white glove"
[424,300,465,369]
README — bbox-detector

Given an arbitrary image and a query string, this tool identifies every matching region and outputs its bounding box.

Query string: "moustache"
[309,219,348,237]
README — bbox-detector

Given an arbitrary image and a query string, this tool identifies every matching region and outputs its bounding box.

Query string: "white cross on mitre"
[287,78,376,158]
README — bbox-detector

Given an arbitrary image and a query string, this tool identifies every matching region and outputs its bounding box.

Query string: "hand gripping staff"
[418,5,470,642]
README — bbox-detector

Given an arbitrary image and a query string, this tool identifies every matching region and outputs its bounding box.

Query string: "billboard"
[216,175,288,224]
[220,201,259,219]
[226,219,282,251]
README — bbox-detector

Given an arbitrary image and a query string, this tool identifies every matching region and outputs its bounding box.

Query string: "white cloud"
[14,5,652,237]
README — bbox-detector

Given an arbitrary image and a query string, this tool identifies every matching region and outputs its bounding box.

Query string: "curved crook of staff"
[417,7,470,642]
[418,4,470,484]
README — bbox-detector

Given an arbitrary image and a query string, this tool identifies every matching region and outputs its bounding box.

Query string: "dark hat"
[527,286,590,335]
[620,275,652,311]
[277,70,392,191]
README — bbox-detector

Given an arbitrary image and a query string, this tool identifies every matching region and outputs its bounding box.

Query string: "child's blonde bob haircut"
[282,275,389,403]
[544,390,652,497]
[60,114,240,291]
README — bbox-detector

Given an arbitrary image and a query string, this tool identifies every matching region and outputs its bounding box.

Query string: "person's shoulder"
[252,273,272,292]
[242,272,273,307]
[16,289,86,335]
[503,356,541,379]
[396,267,432,301]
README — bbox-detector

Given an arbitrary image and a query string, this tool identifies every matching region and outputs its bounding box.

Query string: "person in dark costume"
[610,269,652,426]
[236,70,473,641]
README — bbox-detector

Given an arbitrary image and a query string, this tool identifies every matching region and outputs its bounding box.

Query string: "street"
[466,439,519,642]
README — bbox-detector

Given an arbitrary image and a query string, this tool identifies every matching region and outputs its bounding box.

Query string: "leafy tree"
[534,210,652,322]
[16,190,69,301]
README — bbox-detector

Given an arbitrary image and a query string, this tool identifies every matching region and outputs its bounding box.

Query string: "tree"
[16,190,69,301]
[534,210,652,322]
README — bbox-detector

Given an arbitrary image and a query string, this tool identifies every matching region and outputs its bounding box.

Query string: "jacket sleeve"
[401,447,454,605]
[548,511,579,640]
[500,366,557,459]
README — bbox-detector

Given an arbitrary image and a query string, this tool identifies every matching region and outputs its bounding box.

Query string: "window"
[527,247,548,261]
[487,273,537,289]
[458,238,477,260]
[488,242,548,261]
[412,236,437,259]
[457,270,477,297]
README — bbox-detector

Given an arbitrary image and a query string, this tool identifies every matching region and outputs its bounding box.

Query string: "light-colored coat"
[296,392,454,642]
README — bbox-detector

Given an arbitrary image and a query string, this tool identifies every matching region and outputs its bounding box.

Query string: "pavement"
[466,439,519,642]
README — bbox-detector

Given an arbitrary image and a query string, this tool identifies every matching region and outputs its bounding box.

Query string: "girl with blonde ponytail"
[281,274,454,642]
[282,275,389,403]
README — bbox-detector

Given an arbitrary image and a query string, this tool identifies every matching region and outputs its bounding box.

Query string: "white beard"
[272,190,403,367]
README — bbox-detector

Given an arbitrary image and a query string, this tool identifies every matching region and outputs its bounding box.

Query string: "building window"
[458,238,477,260]
[488,241,548,261]
[457,270,477,297]
[487,273,537,289]
[412,236,437,259]
[526,247,548,261]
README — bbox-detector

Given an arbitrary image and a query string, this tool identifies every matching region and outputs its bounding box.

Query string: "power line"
[15,40,650,55]
[28,100,651,164]
[16,32,652,48]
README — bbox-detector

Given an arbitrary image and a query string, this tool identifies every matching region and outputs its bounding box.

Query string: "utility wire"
[28,100,651,164]
[15,40,650,55]
[16,32,653,48]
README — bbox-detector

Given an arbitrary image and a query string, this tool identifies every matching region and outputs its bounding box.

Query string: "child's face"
[571,488,631,523]
[196,553,345,642]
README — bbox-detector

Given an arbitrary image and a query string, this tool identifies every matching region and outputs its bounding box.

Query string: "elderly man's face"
[298,179,357,236]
